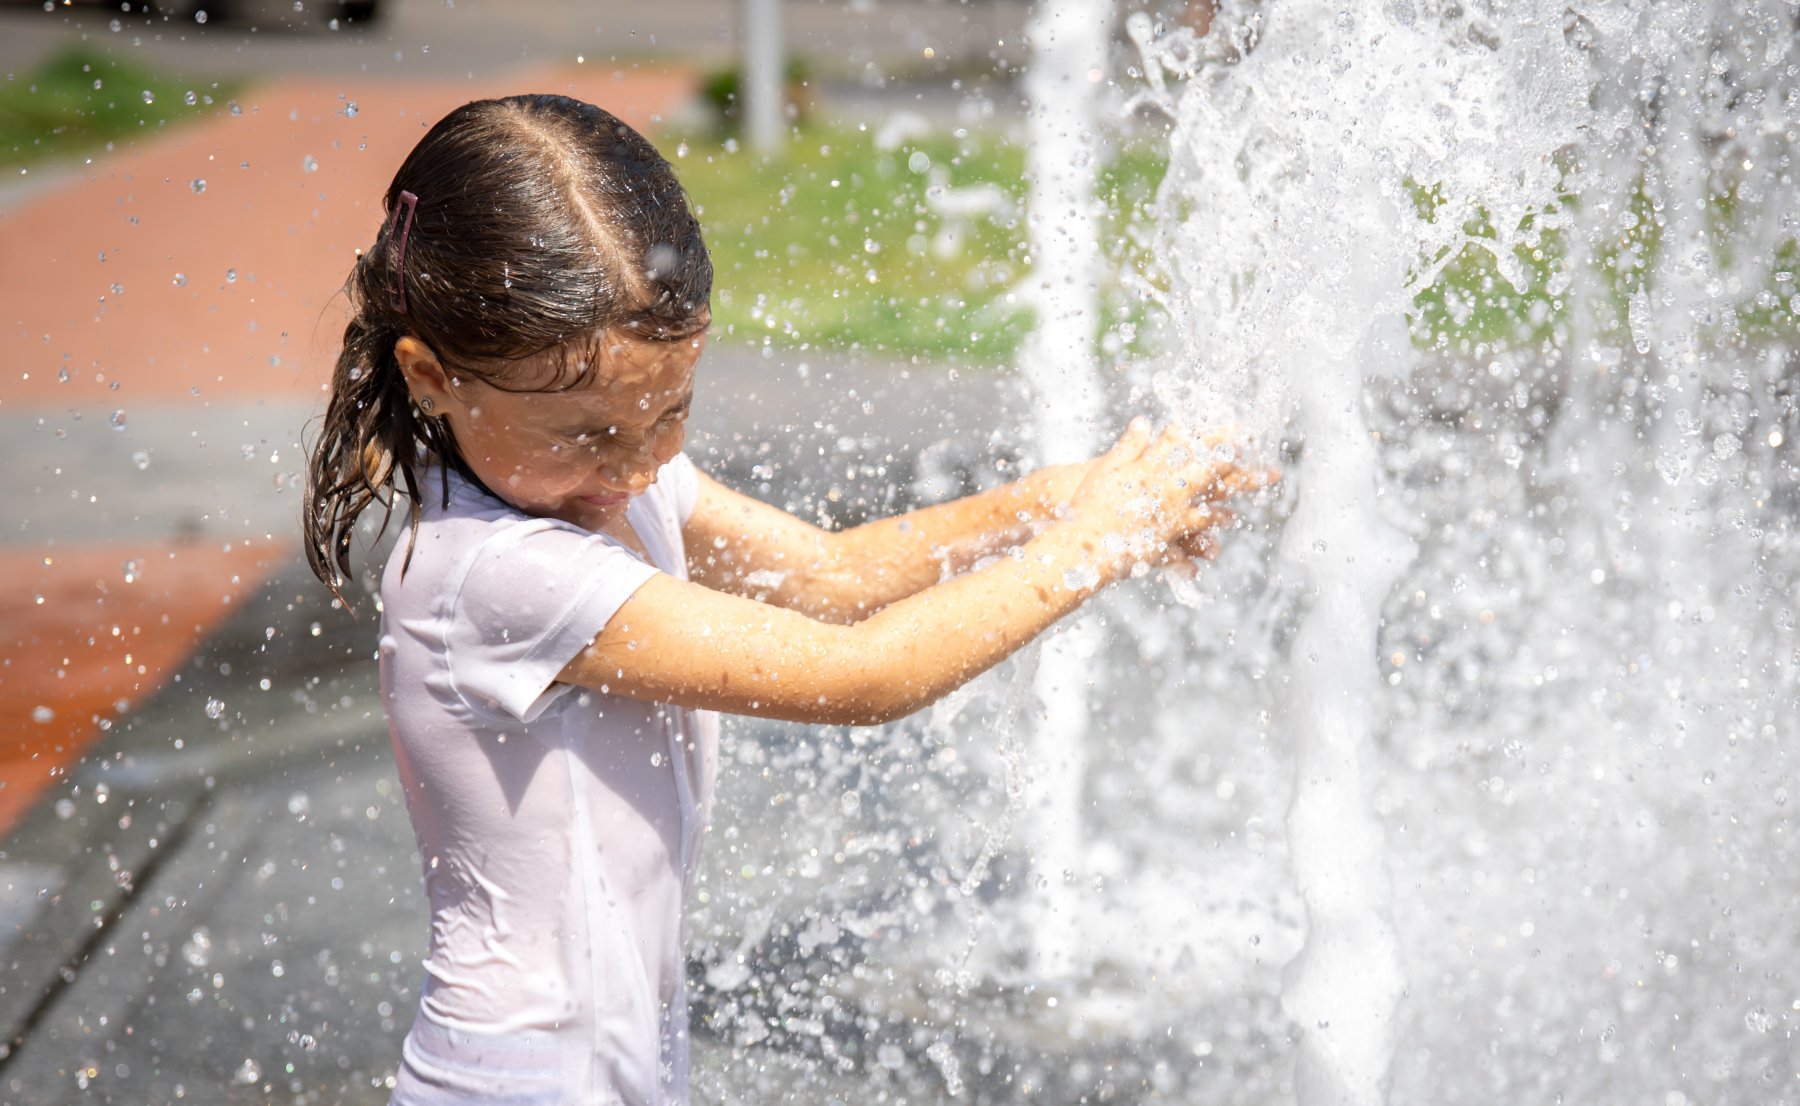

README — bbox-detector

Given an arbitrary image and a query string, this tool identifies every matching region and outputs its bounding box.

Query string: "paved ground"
[0,3,1026,1098]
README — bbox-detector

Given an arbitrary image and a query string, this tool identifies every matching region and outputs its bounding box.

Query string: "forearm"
[584,421,1256,727]
[809,463,1089,619]
[844,516,1112,723]
[572,513,1121,728]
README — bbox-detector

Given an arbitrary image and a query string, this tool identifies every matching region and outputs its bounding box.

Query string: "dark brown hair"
[303,94,711,605]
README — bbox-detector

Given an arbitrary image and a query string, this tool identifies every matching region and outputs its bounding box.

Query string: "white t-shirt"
[377,454,719,1106]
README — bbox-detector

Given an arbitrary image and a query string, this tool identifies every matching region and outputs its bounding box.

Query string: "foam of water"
[1126,1,1800,1102]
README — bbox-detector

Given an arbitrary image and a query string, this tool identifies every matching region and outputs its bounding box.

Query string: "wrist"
[1035,511,1130,591]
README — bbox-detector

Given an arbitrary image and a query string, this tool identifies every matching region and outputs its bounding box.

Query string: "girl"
[303,94,1267,1106]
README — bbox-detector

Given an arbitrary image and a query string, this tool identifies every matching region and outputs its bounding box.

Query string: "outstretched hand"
[1066,418,1276,581]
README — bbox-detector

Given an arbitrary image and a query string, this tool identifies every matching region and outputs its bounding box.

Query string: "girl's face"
[397,328,702,530]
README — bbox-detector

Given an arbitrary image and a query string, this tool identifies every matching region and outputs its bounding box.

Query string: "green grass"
[669,122,1796,366]
[0,46,241,171]
[668,123,1039,364]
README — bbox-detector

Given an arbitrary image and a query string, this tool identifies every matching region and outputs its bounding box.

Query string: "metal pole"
[741,0,784,153]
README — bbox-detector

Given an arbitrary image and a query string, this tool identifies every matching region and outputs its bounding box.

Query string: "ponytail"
[303,254,455,610]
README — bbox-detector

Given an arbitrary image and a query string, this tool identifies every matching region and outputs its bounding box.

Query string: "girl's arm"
[564,423,1264,726]
[682,460,1098,624]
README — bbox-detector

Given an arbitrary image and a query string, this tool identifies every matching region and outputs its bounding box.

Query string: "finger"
[1195,424,1244,455]
[1175,531,1220,562]
[1197,466,1272,501]
[1193,506,1235,531]
[1114,417,1155,460]
[1137,421,1183,465]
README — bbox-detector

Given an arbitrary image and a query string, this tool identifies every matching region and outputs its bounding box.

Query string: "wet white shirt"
[377,455,718,1106]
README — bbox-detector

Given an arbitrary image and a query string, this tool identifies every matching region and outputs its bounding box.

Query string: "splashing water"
[1124,1,1800,1102]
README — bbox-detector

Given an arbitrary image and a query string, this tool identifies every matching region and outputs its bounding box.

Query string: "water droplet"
[141,90,155,105]
[191,178,207,194]
[184,89,197,106]
[31,705,54,724]
[204,697,226,720]
[172,272,188,287]
[1062,564,1100,591]
[195,8,209,23]
[908,151,931,174]
[122,559,142,583]
[343,101,359,118]
[1746,1005,1774,1033]
[1627,287,1652,355]
[57,367,70,383]
[302,154,319,173]
[108,410,127,431]
[287,792,311,817]
[54,798,76,820]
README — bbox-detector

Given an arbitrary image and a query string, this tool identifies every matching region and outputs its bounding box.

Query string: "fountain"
[695,1,1800,1103]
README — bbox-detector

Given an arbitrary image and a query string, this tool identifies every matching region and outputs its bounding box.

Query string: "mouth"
[578,493,631,507]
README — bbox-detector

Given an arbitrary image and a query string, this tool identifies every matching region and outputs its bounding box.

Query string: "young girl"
[303,94,1267,1106]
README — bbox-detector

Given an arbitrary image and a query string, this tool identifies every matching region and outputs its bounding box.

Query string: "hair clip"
[392,190,419,315]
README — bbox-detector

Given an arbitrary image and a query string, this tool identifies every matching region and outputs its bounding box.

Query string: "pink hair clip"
[391,189,419,315]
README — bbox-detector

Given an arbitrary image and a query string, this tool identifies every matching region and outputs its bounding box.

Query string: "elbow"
[817,629,945,727]
[807,682,921,728]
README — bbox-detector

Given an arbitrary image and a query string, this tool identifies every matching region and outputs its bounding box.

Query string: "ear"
[394,336,454,411]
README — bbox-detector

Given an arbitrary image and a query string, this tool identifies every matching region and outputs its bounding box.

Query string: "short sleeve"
[662,453,700,526]
[445,520,659,722]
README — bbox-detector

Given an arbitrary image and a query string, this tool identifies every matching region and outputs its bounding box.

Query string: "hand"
[1066,419,1275,582]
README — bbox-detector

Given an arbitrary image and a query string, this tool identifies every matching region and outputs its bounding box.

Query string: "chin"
[577,494,632,508]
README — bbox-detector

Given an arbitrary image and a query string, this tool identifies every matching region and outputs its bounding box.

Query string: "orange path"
[3,64,697,406]
[0,65,697,834]
[0,541,278,832]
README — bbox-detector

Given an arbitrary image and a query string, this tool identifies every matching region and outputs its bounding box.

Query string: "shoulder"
[380,467,595,607]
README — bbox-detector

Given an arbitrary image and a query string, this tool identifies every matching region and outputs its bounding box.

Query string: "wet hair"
[303,94,712,605]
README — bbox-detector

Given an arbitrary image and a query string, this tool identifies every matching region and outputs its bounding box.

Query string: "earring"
[418,396,435,413]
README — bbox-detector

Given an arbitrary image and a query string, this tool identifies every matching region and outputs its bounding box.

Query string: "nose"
[601,452,659,494]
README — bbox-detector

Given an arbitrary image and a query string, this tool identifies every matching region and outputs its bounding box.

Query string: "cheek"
[464,423,591,494]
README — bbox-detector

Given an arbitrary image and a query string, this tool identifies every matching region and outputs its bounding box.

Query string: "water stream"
[1122,1,1800,1101]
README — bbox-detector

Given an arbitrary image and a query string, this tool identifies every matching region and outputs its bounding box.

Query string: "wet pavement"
[0,3,1030,1098]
